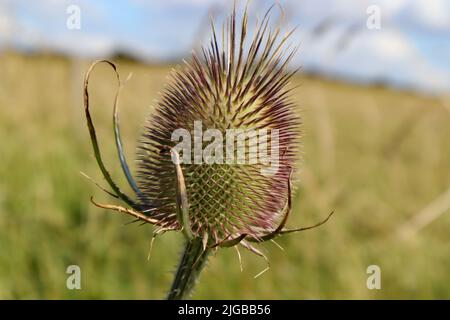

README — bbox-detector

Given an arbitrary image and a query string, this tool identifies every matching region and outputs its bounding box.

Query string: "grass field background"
[0,52,449,299]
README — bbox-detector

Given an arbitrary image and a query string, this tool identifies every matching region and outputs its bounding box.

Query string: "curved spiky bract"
[136,7,300,245]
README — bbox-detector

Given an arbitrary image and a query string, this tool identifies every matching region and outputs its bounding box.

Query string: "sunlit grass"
[0,52,449,299]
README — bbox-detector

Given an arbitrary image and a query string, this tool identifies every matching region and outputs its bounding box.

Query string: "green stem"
[167,237,210,300]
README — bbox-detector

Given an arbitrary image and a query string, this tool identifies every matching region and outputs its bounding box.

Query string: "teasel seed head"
[136,5,301,246]
[83,2,335,300]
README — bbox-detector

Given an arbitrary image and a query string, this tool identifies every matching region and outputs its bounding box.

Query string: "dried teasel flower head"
[136,4,301,245]
[83,2,333,300]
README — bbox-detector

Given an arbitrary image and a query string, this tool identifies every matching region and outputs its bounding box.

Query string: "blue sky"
[0,0,449,95]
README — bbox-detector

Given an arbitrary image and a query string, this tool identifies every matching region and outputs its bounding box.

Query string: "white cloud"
[404,0,450,31]
[4,0,449,94]
[0,1,14,43]
[301,27,450,94]
[48,33,116,57]
[131,0,224,7]
[283,0,450,33]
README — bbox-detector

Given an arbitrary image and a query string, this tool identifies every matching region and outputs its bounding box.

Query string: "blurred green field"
[0,52,449,299]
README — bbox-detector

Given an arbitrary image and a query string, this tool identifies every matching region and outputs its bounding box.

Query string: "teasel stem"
[167,237,211,300]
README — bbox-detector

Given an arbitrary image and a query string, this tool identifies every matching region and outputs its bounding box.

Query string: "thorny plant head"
[83,3,333,278]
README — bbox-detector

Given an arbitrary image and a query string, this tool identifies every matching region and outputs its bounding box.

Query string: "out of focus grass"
[0,52,449,299]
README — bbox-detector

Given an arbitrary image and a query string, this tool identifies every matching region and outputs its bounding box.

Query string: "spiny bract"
[136,6,300,245]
